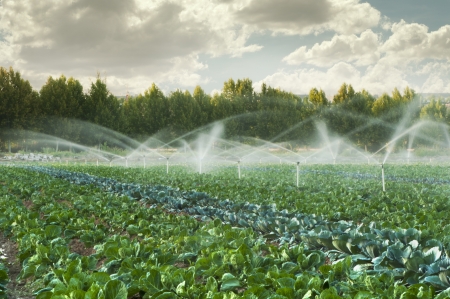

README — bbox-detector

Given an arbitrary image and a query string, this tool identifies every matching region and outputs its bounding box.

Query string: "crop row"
[18,165,450,295]
[0,166,421,298]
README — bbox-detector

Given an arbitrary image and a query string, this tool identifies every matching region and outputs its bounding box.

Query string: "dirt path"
[0,232,34,299]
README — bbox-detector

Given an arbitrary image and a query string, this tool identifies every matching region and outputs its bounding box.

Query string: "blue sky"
[0,0,449,98]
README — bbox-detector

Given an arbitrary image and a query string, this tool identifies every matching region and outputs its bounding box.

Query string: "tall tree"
[39,75,85,149]
[0,67,39,152]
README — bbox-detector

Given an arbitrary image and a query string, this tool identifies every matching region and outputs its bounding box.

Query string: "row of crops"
[2,163,450,298]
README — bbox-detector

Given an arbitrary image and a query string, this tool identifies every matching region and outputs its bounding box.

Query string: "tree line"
[0,66,448,153]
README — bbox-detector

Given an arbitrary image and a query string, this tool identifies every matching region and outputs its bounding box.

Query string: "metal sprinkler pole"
[238,160,241,179]
[381,163,386,192]
[166,158,169,174]
[126,158,128,168]
[199,159,202,174]
[296,161,299,187]
[143,156,146,169]
[96,159,98,167]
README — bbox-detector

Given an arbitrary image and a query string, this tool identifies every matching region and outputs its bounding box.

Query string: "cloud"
[0,0,262,93]
[283,29,380,67]
[255,61,411,97]
[421,74,450,93]
[234,0,380,35]
[254,62,361,96]
[381,20,450,65]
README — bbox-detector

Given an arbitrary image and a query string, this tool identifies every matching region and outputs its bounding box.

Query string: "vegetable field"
[2,163,450,298]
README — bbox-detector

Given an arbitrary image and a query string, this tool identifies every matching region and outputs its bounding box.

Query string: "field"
[2,162,450,298]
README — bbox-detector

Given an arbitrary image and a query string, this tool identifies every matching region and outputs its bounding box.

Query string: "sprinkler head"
[297,161,300,165]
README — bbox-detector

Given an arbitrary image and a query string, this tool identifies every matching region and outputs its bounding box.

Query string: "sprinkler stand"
[143,156,146,169]
[238,160,241,179]
[296,161,300,187]
[166,158,169,174]
[96,159,98,167]
[381,163,386,192]
[126,158,128,168]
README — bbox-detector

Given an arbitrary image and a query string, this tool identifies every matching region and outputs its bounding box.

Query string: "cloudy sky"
[1,0,449,97]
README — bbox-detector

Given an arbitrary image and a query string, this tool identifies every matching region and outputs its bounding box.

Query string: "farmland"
[2,163,450,298]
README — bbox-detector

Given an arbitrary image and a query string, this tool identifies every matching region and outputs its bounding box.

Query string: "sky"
[0,0,449,98]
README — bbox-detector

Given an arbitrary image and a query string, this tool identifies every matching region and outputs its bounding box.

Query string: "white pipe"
[296,162,299,187]
[96,159,98,167]
[381,164,385,192]
[166,158,169,174]
[143,156,146,169]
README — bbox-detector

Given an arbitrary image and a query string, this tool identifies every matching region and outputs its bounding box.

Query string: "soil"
[68,238,95,256]
[0,232,35,299]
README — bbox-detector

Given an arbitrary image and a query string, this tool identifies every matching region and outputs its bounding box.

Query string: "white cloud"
[255,61,412,97]
[381,20,450,65]
[254,62,361,97]
[234,0,380,35]
[421,74,450,93]
[0,0,262,93]
[283,29,380,67]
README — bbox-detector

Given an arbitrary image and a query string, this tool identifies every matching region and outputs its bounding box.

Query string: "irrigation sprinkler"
[296,161,300,187]
[143,156,146,169]
[381,163,386,192]
[199,158,203,174]
[109,160,112,167]
[166,157,169,174]
[126,158,128,168]
[66,160,68,165]
[85,159,87,165]
[333,158,336,165]
[96,159,99,167]
[238,160,241,179]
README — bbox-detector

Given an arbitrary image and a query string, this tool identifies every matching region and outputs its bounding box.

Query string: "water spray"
[381,163,386,192]
[296,161,300,187]
[238,160,241,179]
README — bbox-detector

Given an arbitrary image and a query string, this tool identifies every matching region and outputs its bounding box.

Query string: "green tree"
[193,86,212,127]
[39,75,86,150]
[0,67,40,152]
[168,90,200,136]
[332,83,355,104]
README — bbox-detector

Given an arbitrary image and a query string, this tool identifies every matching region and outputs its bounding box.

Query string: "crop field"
[2,163,450,298]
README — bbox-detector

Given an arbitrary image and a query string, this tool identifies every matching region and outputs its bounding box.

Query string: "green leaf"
[45,225,62,239]
[206,276,218,292]
[85,282,101,299]
[354,291,374,299]
[154,292,178,299]
[220,273,241,292]
[91,273,111,286]
[139,269,163,295]
[104,280,127,299]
